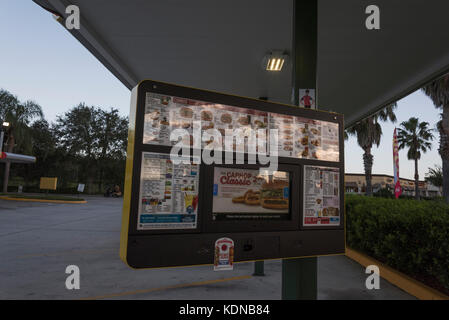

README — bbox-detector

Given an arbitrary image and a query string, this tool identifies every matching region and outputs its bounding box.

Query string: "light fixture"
[2,122,10,127]
[263,51,288,72]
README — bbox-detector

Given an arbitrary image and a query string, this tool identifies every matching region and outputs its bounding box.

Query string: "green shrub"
[373,187,394,198]
[346,195,449,290]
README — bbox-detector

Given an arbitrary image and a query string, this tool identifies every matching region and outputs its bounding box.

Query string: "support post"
[253,261,265,276]
[291,0,318,106]
[282,0,318,300]
[282,258,317,299]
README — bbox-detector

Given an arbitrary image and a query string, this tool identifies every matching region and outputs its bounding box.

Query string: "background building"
[345,173,442,198]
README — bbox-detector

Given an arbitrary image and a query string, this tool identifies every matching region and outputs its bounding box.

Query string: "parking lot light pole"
[1,121,11,193]
[1,120,4,152]
[1,120,10,152]
[0,130,3,153]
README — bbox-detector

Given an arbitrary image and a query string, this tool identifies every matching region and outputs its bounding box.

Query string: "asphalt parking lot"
[0,197,414,300]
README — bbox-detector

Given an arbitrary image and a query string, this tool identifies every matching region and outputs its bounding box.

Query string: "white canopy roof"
[34,0,449,127]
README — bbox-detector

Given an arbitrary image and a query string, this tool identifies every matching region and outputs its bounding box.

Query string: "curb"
[0,196,87,204]
[346,247,449,300]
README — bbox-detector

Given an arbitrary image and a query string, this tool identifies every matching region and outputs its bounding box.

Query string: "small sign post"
[39,177,57,196]
[77,183,85,198]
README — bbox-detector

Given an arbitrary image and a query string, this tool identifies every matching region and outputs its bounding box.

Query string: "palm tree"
[422,74,449,203]
[425,165,443,188]
[397,117,434,200]
[346,103,397,196]
[0,89,43,192]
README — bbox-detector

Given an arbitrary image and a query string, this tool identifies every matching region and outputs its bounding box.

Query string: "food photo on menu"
[142,93,172,145]
[142,93,340,163]
[292,117,321,160]
[143,93,274,152]
[212,167,291,221]
[303,166,340,226]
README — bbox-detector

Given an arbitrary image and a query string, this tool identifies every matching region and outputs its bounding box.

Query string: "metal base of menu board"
[253,261,265,277]
[281,0,318,300]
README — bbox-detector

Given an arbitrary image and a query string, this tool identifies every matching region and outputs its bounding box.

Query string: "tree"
[95,108,128,191]
[31,119,56,162]
[425,165,443,188]
[346,103,397,196]
[54,103,128,193]
[54,103,98,157]
[28,119,59,182]
[397,117,434,200]
[0,89,43,192]
[54,103,100,192]
[422,74,449,203]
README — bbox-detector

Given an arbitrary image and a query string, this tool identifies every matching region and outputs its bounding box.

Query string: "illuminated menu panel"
[137,152,200,230]
[142,93,339,162]
[268,113,339,162]
[212,167,290,221]
[303,166,340,226]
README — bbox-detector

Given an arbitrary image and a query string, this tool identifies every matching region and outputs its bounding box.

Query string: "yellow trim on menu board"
[120,86,138,265]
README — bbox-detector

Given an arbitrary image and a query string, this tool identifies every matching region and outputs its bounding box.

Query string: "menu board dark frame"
[121,80,345,269]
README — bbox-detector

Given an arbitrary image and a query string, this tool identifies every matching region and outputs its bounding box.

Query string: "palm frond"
[397,117,434,161]
[422,74,449,108]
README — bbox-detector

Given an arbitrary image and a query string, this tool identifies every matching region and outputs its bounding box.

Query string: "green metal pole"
[291,0,318,106]
[282,258,317,299]
[282,0,318,300]
[253,261,265,276]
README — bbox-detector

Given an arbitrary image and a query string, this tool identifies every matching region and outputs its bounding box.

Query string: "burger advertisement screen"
[212,167,291,221]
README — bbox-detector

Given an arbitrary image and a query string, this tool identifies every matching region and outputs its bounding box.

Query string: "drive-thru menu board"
[142,93,339,162]
[212,167,290,221]
[137,152,200,230]
[121,80,345,269]
[303,166,340,226]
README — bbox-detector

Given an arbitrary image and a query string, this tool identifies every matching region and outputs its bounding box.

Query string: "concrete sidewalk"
[0,197,414,300]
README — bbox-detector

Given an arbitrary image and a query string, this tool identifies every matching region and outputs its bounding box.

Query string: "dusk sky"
[0,1,442,181]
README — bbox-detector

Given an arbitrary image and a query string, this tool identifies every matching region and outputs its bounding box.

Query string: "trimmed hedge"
[346,195,449,290]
